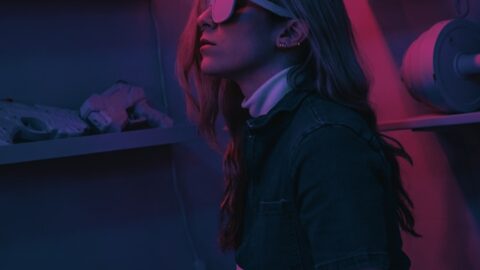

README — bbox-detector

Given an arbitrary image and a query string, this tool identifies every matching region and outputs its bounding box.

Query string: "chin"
[200,60,228,77]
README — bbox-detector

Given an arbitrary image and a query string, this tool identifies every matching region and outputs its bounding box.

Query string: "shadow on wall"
[435,124,480,270]
[436,125,480,226]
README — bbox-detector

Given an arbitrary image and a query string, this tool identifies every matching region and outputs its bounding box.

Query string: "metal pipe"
[456,53,480,77]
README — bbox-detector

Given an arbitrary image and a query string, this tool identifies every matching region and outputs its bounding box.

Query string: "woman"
[176,0,420,269]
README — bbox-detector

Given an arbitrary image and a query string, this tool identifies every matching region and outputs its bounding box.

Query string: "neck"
[231,61,292,100]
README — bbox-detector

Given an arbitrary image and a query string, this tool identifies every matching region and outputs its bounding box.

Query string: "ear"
[276,19,309,49]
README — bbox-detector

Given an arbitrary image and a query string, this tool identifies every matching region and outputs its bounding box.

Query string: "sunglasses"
[210,0,294,23]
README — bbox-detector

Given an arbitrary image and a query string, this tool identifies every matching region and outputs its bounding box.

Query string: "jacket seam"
[289,123,379,173]
[302,97,386,172]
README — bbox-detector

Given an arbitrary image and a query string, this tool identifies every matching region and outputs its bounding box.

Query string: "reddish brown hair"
[176,0,419,251]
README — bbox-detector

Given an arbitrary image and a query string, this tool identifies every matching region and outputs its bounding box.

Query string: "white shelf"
[378,111,480,131]
[0,125,197,165]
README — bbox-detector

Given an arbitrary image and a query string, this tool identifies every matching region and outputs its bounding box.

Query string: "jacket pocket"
[255,199,303,270]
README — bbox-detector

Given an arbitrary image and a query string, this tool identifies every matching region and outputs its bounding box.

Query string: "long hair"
[176,0,420,252]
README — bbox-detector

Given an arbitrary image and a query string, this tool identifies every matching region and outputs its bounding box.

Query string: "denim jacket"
[235,89,411,270]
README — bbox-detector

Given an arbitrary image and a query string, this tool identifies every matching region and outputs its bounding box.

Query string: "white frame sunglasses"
[211,0,294,23]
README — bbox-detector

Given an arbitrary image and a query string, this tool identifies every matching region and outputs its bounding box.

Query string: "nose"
[197,6,216,32]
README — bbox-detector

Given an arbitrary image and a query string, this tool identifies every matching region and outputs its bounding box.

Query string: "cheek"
[222,23,274,58]
[224,40,265,63]
[201,30,274,72]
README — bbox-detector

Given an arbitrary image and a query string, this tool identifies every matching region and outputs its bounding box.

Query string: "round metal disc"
[435,19,480,112]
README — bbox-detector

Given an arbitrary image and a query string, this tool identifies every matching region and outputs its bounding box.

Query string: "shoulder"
[289,110,387,196]
[288,92,381,153]
[291,124,383,167]
[284,92,388,180]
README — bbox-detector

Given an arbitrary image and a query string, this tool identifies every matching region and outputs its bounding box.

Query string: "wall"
[0,0,234,269]
[345,0,480,269]
[0,147,181,270]
[0,0,164,110]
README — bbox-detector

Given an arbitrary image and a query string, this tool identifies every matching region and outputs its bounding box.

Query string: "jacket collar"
[245,89,313,130]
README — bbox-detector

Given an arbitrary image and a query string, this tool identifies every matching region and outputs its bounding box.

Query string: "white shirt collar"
[241,67,293,118]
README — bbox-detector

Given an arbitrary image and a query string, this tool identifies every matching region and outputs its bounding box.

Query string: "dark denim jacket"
[235,89,411,270]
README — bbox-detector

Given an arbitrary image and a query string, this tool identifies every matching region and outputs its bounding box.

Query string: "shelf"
[6,111,477,165]
[0,125,197,165]
[378,111,480,132]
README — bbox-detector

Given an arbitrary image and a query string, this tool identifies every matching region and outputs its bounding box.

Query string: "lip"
[200,44,215,53]
[199,38,216,47]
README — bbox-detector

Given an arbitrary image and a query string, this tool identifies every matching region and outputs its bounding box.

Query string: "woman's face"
[196,0,281,79]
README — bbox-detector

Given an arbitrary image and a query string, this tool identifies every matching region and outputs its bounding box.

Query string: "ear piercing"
[279,41,303,48]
